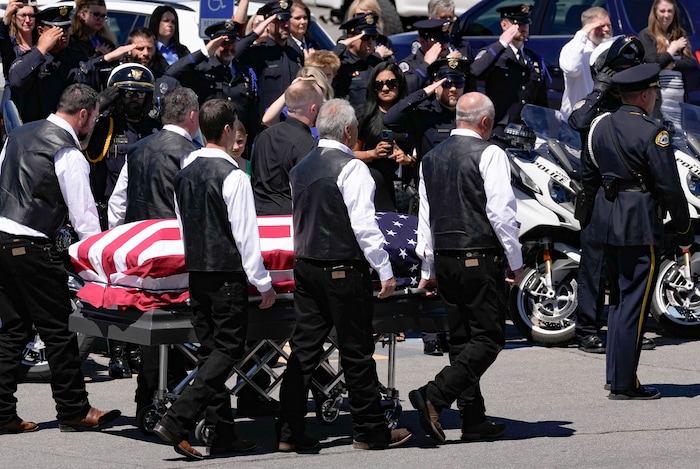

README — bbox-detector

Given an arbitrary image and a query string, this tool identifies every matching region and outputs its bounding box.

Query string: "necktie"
[516,49,526,66]
[224,65,233,83]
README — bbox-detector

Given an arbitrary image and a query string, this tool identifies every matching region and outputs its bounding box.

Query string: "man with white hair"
[410,92,523,443]
[559,6,612,115]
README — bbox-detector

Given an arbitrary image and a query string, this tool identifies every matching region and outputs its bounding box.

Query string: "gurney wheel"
[384,402,402,430]
[315,396,342,424]
[136,404,163,435]
[195,419,214,446]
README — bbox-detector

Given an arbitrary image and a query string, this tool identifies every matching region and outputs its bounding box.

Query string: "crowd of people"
[0,0,696,462]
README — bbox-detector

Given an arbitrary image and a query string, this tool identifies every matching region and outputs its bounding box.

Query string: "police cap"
[612,63,661,92]
[34,5,72,28]
[204,20,241,41]
[257,0,292,20]
[413,19,452,43]
[428,57,470,82]
[339,12,379,37]
[496,4,532,24]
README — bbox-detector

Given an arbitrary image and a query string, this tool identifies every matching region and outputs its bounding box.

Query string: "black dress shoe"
[278,433,320,452]
[608,385,661,400]
[408,388,445,444]
[641,337,656,350]
[461,420,507,441]
[423,340,443,356]
[578,335,606,354]
[153,419,203,460]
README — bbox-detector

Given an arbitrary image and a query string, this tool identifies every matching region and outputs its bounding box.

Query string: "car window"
[106,12,149,46]
[539,0,606,36]
[621,0,694,35]
[461,0,513,36]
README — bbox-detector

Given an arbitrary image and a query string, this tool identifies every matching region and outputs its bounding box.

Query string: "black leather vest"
[422,135,501,251]
[0,120,75,237]
[125,129,197,222]
[290,147,364,261]
[174,156,243,272]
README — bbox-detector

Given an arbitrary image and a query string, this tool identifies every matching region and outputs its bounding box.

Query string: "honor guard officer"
[399,19,455,94]
[471,4,549,138]
[332,12,385,113]
[585,64,692,400]
[384,57,473,162]
[236,0,303,115]
[167,20,259,149]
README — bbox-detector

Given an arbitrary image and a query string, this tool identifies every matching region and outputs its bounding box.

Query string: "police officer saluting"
[585,63,693,400]
[471,4,549,138]
[399,19,455,94]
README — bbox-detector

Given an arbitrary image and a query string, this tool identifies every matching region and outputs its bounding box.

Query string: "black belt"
[616,180,644,192]
[435,249,502,261]
[297,258,369,270]
[0,231,50,245]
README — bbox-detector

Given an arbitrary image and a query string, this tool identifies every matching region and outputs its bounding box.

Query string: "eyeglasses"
[441,80,465,89]
[16,14,34,21]
[123,90,147,99]
[373,78,398,91]
[89,11,108,19]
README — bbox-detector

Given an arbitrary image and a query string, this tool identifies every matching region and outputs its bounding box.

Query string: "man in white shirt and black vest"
[276,98,412,451]
[410,92,524,443]
[153,99,276,460]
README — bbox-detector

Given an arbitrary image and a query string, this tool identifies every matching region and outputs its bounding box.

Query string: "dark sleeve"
[0,25,14,78]
[638,28,675,69]
[234,32,260,63]
[383,89,429,130]
[568,90,607,132]
[470,41,505,78]
[7,47,45,89]
[166,50,206,79]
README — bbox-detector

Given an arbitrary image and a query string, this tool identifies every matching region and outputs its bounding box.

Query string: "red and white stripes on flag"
[69,216,295,311]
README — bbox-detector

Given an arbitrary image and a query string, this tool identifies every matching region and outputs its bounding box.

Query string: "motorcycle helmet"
[589,35,644,76]
[107,63,155,91]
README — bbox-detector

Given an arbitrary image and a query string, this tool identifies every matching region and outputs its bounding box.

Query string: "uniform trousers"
[277,258,390,445]
[161,271,248,444]
[575,224,607,340]
[424,252,506,427]
[0,232,90,424]
[603,245,658,392]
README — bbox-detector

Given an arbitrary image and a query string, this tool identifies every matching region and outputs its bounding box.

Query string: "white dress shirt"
[0,114,100,240]
[315,139,394,281]
[177,147,273,293]
[416,129,523,279]
[559,30,596,115]
[107,124,193,228]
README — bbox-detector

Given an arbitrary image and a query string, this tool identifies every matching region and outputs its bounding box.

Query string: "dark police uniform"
[470,4,549,137]
[278,139,400,449]
[235,1,303,115]
[166,20,259,146]
[399,19,453,94]
[332,13,384,112]
[585,64,692,399]
[411,127,522,440]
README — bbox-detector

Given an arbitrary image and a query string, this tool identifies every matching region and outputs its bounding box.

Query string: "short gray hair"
[316,99,357,142]
[160,87,199,125]
[581,6,608,26]
[428,0,455,18]
[456,93,495,125]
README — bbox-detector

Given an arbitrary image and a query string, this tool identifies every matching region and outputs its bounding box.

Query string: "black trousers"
[162,272,248,443]
[575,225,607,340]
[277,259,389,445]
[425,252,506,427]
[0,233,90,424]
[604,245,657,391]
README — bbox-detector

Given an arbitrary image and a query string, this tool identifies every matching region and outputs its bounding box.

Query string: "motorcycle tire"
[18,332,95,382]
[508,266,578,345]
[651,258,700,338]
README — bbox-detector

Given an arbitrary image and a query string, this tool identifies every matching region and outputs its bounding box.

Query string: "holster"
[601,177,617,202]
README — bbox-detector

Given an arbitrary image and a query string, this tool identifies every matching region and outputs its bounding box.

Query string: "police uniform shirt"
[398,47,431,94]
[313,138,393,280]
[332,43,384,111]
[415,128,523,279]
[177,147,272,292]
[0,114,101,239]
[107,124,194,228]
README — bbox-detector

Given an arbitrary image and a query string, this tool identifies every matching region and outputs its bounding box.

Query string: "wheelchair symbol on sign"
[208,0,226,12]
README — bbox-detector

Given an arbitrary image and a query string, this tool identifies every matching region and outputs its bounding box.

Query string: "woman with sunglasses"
[70,0,117,59]
[354,62,415,212]
[0,1,37,109]
[147,5,190,66]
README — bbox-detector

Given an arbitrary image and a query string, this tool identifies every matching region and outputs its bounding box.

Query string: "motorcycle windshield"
[681,102,700,137]
[521,105,582,152]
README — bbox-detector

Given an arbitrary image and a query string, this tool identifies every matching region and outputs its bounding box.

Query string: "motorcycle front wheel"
[651,257,700,338]
[509,265,578,345]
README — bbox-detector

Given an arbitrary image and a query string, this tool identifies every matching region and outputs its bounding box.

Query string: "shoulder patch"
[572,99,586,111]
[655,130,670,147]
[399,61,410,73]
[475,49,487,60]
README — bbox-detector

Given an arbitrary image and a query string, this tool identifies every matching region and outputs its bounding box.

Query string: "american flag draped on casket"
[69,213,422,311]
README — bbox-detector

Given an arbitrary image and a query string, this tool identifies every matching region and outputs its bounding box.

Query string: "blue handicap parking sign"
[199,0,236,38]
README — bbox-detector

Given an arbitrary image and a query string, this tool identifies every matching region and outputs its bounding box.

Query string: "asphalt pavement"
[5,319,700,469]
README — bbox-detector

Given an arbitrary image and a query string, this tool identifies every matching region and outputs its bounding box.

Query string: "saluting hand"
[499,23,520,45]
[206,35,228,55]
[424,42,444,65]
[423,77,446,96]
[36,26,66,55]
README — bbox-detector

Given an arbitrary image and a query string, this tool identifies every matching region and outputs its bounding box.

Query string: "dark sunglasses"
[123,90,147,99]
[441,80,465,89]
[373,78,398,91]
[361,34,378,41]
[90,11,108,19]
